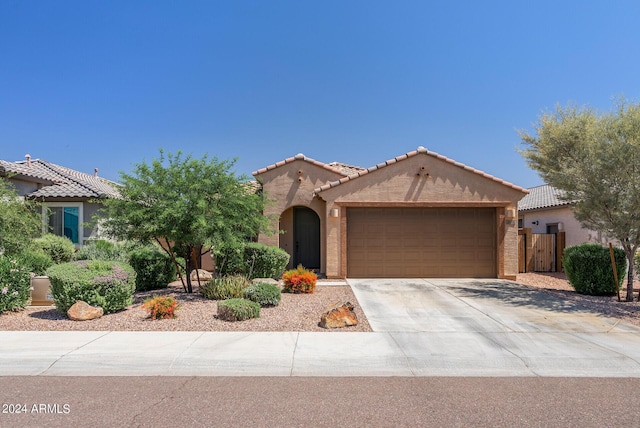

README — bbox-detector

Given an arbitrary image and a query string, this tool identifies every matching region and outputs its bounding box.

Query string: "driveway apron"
[348,278,638,334]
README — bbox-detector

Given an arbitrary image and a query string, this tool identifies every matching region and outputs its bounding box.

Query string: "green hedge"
[46,260,136,315]
[215,243,290,279]
[217,298,260,321]
[563,244,626,295]
[244,282,281,307]
[128,246,176,291]
[75,239,134,262]
[30,234,75,264]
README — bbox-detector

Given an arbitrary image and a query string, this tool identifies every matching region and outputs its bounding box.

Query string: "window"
[44,203,82,244]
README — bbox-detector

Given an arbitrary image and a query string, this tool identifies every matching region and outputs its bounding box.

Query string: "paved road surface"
[2,377,639,427]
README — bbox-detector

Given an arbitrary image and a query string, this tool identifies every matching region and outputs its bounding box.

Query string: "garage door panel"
[347,207,496,278]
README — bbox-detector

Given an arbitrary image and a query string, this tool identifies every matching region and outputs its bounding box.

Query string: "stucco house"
[518,184,604,248]
[253,147,528,280]
[0,155,119,246]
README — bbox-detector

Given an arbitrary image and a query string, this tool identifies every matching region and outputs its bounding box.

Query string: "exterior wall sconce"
[532,220,539,226]
[330,208,339,218]
[505,209,516,220]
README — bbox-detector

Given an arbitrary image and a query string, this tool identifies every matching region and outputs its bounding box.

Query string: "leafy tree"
[99,150,269,293]
[0,178,42,256]
[520,99,640,301]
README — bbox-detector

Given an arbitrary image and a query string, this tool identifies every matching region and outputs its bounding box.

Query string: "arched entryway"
[292,206,320,270]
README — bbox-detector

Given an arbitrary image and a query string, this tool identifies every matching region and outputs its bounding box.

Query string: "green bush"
[75,239,134,262]
[128,246,176,291]
[217,298,260,321]
[244,243,290,279]
[563,244,626,295]
[215,243,290,279]
[19,248,53,276]
[200,275,250,300]
[214,244,246,277]
[244,282,281,307]
[46,260,136,315]
[0,255,32,313]
[31,234,75,264]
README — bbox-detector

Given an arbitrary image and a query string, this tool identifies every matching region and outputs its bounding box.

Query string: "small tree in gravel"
[99,150,269,293]
[520,99,640,301]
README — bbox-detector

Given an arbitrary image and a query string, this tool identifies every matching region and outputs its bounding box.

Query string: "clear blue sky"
[2,1,639,188]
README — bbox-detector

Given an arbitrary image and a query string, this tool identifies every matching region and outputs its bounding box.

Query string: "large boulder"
[190,269,213,282]
[320,301,358,329]
[67,301,104,321]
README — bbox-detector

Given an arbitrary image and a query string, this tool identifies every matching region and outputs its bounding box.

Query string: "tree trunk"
[625,248,634,302]
[185,247,194,294]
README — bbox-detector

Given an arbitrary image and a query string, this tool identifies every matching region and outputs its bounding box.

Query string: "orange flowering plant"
[281,265,317,294]
[142,295,179,320]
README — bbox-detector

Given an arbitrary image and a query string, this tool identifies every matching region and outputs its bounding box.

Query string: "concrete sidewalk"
[3,329,640,377]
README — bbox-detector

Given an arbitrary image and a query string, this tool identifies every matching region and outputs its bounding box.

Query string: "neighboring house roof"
[518,184,572,211]
[0,158,119,199]
[326,161,366,176]
[252,153,351,177]
[313,146,528,194]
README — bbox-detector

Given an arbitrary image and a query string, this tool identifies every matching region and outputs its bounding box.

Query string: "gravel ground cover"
[516,272,640,327]
[2,274,639,331]
[0,280,372,332]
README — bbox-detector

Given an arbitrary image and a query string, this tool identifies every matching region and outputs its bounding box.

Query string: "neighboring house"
[518,184,604,248]
[0,155,119,246]
[253,146,528,280]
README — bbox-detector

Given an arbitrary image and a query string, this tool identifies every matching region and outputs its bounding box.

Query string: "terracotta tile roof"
[326,161,366,175]
[313,146,529,194]
[0,158,119,199]
[518,184,572,211]
[252,153,348,176]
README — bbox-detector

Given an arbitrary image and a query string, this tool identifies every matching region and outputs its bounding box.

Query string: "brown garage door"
[347,207,496,278]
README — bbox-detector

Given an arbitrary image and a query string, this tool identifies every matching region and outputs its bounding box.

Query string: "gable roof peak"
[314,147,528,194]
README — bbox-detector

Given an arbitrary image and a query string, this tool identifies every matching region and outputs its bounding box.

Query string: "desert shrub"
[217,298,260,321]
[200,275,250,300]
[244,243,290,279]
[128,246,176,291]
[563,244,626,295]
[282,265,317,294]
[75,239,134,262]
[215,243,290,280]
[18,248,53,276]
[244,282,281,307]
[46,260,136,315]
[0,255,31,313]
[142,296,179,320]
[214,244,246,277]
[30,234,75,264]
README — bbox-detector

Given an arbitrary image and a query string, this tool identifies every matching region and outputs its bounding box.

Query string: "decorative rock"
[251,278,279,285]
[319,301,358,329]
[190,269,213,282]
[67,301,104,321]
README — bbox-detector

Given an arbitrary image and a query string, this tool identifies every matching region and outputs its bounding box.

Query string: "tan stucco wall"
[317,153,525,279]
[256,159,338,273]
[256,152,526,279]
[520,206,605,247]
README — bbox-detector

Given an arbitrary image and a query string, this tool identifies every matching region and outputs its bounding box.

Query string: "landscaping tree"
[520,99,640,301]
[99,150,269,293]
[0,178,42,256]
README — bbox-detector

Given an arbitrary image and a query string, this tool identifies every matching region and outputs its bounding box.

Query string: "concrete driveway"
[348,278,639,333]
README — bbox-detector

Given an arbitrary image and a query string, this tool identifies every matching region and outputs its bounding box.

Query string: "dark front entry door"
[293,207,320,270]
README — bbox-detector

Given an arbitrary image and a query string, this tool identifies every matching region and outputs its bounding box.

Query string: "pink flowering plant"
[0,255,32,313]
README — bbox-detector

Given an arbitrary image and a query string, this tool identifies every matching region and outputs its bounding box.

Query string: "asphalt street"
[2,377,640,427]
